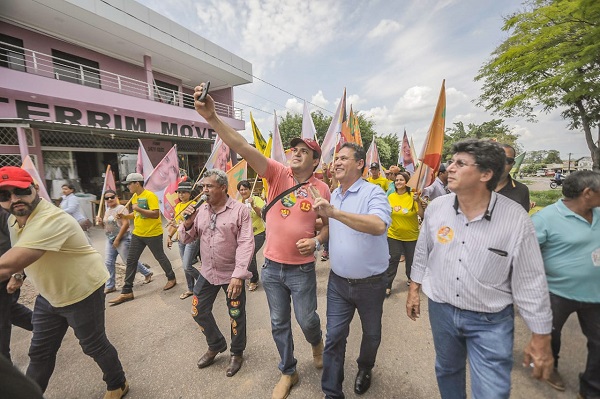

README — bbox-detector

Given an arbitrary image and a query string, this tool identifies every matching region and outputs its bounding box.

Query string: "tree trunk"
[575,101,599,170]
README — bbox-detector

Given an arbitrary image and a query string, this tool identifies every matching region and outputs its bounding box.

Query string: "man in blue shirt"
[532,170,600,398]
[314,142,391,399]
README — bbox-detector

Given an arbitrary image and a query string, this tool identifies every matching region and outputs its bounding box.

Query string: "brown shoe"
[143,272,153,284]
[103,380,129,399]
[226,354,243,377]
[546,368,566,391]
[248,282,258,291]
[312,339,324,369]
[197,346,227,369]
[108,293,134,305]
[104,287,117,294]
[163,279,176,291]
[272,371,299,399]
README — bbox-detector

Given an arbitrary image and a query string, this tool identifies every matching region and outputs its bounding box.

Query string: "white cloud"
[367,19,403,39]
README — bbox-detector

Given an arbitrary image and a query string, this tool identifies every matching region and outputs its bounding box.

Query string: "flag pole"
[250,174,260,195]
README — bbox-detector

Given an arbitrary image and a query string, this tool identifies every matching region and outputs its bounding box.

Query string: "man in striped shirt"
[406,139,553,399]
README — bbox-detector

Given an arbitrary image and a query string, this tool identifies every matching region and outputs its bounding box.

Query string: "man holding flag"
[193,83,330,399]
[495,144,531,212]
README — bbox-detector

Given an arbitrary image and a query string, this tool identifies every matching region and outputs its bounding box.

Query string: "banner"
[21,155,51,202]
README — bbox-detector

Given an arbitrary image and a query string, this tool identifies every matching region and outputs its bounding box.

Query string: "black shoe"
[354,369,372,395]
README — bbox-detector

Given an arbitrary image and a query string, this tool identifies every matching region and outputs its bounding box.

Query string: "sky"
[136,0,592,162]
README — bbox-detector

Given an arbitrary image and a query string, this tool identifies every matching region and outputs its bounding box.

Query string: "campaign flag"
[410,136,419,169]
[511,151,526,178]
[261,136,273,197]
[97,164,117,217]
[398,130,416,175]
[350,107,362,146]
[205,137,233,172]
[145,145,180,216]
[408,80,446,191]
[271,111,287,165]
[363,136,385,178]
[341,105,359,144]
[321,88,347,165]
[301,101,317,141]
[136,139,154,179]
[250,112,267,154]
[162,175,184,220]
[226,160,248,199]
[21,155,50,202]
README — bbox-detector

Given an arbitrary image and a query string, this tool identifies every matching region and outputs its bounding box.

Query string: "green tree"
[475,0,600,171]
[543,150,562,164]
[442,119,521,161]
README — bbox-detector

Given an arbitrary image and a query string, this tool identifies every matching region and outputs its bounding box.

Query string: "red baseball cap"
[290,138,322,158]
[0,166,34,189]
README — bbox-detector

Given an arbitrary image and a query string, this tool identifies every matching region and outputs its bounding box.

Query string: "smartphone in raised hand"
[197,81,210,102]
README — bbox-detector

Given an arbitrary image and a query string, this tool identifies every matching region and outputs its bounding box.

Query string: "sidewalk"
[10,227,586,399]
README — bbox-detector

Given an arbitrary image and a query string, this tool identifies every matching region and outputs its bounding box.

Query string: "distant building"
[0,0,252,198]
[576,157,593,171]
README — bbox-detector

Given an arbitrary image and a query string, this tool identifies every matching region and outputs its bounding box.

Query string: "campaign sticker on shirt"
[437,226,454,244]
[393,206,402,213]
[296,187,309,198]
[299,199,312,212]
[280,209,290,218]
[592,248,600,267]
[281,193,296,208]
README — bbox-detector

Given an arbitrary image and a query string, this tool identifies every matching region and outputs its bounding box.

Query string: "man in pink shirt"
[179,169,254,378]
[194,83,330,399]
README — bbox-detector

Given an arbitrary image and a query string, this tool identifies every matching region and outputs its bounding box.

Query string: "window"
[154,79,179,105]
[0,33,26,72]
[52,49,100,88]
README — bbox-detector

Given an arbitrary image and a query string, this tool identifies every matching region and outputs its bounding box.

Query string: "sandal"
[248,283,258,292]
[179,291,193,300]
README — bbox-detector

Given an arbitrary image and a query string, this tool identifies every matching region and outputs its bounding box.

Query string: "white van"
[535,170,545,177]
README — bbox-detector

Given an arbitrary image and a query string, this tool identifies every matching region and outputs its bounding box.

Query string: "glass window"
[0,33,26,72]
[52,49,100,88]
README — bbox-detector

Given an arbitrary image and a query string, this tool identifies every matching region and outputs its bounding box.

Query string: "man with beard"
[0,167,128,399]
[179,169,253,377]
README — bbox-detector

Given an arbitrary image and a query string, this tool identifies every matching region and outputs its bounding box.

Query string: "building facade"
[0,0,252,199]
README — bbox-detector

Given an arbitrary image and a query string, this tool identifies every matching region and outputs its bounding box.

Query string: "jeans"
[249,232,265,284]
[191,274,246,354]
[550,292,600,397]
[122,233,175,294]
[428,299,514,399]
[386,237,416,288]
[26,286,125,392]
[322,271,386,399]
[104,233,151,290]
[261,258,322,374]
[0,281,33,362]
[178,240,200,292]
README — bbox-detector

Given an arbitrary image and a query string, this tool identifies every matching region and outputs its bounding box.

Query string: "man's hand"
[181,203,198,229]
[523,333,553,380]
[296,238,316,256]
[406,282,421,321]
[194,83,217,121]
[314,198,336,218]
[6,275,24,294]
[227,278,243,299]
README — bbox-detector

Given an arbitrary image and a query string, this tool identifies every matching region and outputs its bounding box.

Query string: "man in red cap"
[194,83,330,399]
[0,166,128,399]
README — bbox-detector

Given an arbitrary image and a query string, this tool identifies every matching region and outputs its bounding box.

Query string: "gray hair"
[202,169,229,189]
[562,170,600,199]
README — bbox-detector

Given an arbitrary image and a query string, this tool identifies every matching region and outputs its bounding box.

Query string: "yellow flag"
[250,112,267,154]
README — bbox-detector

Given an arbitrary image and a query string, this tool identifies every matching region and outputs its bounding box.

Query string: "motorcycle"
[550,178,563,189]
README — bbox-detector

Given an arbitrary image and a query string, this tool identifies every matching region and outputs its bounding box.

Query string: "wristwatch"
[314,238,322,251]
[11,273,24,281]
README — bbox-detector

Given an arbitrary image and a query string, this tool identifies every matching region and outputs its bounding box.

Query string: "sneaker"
[272,371,299,399]
[103,380,129,399]
[320,250,329,261]
[143,272,153,284]
[546,368,565,391]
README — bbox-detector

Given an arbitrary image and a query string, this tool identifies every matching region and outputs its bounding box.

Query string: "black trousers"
[0,281,33,362]
[122,233,175,293]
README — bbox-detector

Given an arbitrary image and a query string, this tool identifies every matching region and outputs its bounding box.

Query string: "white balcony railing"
[0,41,243,120]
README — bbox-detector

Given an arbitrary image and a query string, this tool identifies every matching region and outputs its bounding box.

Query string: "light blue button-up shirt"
[329,178,391,279]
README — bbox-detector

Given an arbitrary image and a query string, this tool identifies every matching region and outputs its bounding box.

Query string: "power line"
[99,0,334,116]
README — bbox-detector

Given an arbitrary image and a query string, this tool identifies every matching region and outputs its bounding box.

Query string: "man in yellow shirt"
[0,166,128,399]
[109,173,177,305]
[366,162,389,192]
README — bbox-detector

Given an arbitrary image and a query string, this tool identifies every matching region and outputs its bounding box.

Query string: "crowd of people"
[0,83,598,399]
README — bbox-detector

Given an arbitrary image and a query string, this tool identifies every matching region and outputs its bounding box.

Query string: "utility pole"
[568,153,572,173]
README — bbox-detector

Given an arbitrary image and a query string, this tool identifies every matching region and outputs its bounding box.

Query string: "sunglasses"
[104,195,116,200]
[505,157,515,165]
[0,187,33,202]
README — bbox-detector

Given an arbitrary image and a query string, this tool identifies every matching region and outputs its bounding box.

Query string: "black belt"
[336,271,385,285]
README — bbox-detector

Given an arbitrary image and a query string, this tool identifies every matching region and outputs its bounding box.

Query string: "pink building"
[0,0,252,199]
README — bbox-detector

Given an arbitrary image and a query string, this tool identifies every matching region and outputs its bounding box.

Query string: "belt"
[339,272,385,285]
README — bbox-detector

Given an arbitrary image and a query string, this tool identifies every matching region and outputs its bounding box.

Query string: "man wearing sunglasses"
[494,144,531,212]
[0,166,128,399]
[179,169,253,378]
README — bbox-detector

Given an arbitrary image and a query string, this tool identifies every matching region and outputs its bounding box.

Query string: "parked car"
[545,170,556,176]
[535,170,545,177]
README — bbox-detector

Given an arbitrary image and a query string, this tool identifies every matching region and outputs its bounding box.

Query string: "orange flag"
[226,160,248,199]
[408,80,446,191]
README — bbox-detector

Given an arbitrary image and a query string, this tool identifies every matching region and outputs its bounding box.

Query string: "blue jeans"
[322,271,386,399]
[428,299,514,399]
[178,240,200,292]
[550,293,600,397]
[26,286,125,392]
[105,233,151,289]
[261,258,322,374]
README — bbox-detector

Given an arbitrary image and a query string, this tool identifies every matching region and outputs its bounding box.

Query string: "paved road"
[10,216,586,399]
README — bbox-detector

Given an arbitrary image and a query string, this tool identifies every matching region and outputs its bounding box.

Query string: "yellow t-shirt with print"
[367,176,390,192]
[132,189,163,237]
[240,196,266,236]
[387,191,420,241]
[9,199,109,307]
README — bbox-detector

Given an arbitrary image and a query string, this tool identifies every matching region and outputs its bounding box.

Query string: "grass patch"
[530,190,563,207]
[520,179,533,185]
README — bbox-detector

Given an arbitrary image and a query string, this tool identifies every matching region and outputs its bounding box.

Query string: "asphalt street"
[10,214,586,399]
